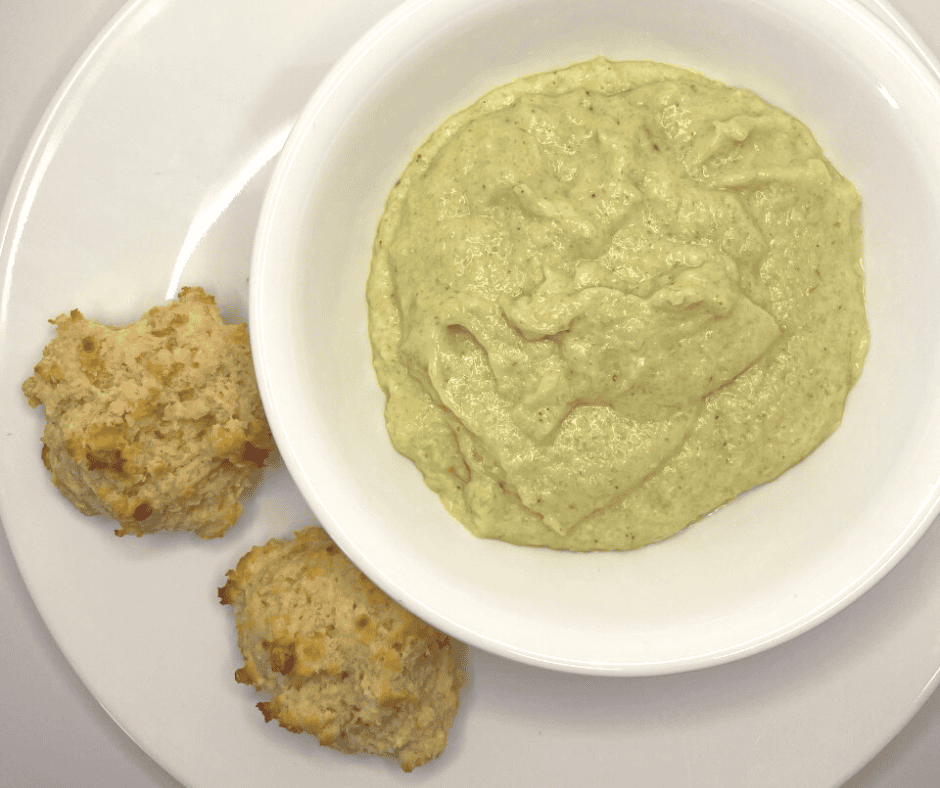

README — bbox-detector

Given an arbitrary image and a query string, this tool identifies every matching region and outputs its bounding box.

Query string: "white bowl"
[251,0,940,675]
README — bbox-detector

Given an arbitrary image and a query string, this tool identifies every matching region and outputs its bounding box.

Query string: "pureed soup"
[367,58,868,551]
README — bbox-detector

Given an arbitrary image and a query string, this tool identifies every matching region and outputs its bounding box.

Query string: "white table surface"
[2,1,940,786]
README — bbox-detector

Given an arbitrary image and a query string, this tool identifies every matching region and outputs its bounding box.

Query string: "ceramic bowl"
[251,0,940,674]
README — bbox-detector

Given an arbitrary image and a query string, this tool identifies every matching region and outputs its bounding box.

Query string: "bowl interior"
[252,0,940,674]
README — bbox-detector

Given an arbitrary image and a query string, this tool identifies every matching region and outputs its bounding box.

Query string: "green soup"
[367,57,868,551]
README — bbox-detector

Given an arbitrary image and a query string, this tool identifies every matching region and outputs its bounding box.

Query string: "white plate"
[1,1,939,786]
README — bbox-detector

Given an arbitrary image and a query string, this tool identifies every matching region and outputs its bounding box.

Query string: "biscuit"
[22,286,275,538]
[219,526,462,772]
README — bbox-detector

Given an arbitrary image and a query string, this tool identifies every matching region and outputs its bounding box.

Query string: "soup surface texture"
[367,57,868,551]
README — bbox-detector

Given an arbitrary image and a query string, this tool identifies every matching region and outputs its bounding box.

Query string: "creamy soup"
[367,57,868,551]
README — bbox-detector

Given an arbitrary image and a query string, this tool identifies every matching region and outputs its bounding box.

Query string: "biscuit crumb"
[219,526,463,772]
[22,286,276,538]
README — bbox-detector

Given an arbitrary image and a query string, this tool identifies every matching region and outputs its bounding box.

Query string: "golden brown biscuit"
[22,286,275,538]
[219,526,462,772]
